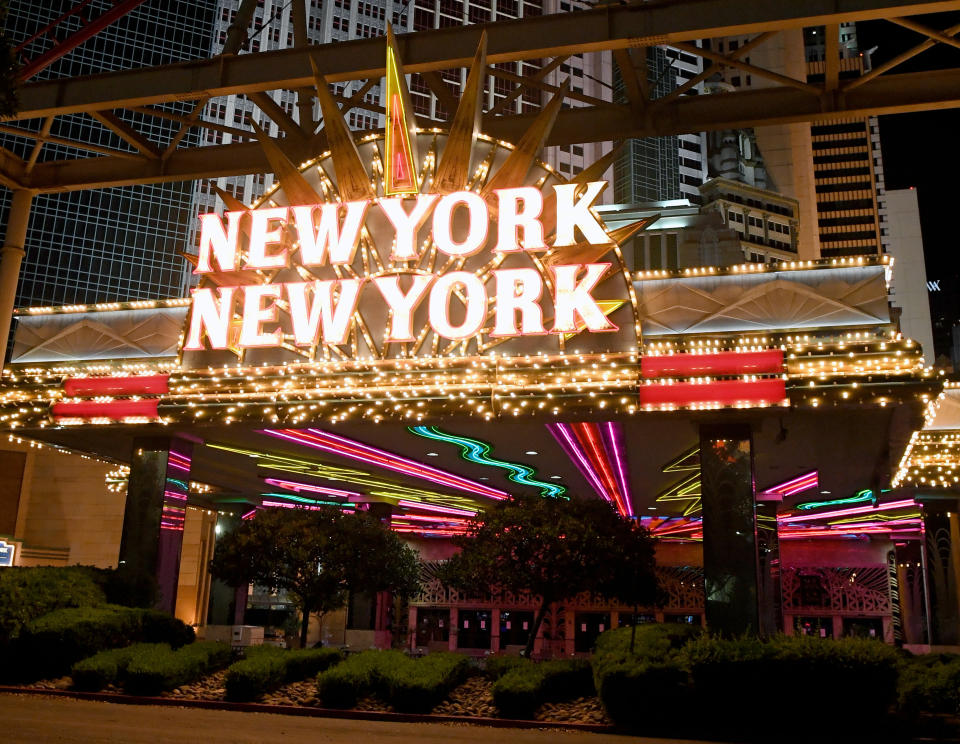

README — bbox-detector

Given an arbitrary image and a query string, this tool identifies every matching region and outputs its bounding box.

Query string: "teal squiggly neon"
[408,426,567,499]
[796,489,876,511]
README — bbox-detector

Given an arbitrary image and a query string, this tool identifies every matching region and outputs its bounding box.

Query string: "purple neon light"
[264,428,508,500]
[263,477,360,499]
[396,500,477,517]
[779,498,917,524]
[547,423,610,505]
[605,422,633,518]
[759,470,818,498]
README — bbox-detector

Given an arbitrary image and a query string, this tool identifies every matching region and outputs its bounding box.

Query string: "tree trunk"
[524,601,551,659]
[299,607,311,648]
[630,603,638,654]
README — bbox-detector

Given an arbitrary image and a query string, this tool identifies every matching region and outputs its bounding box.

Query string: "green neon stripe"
[408,426,567,499]
[795,489,876,511]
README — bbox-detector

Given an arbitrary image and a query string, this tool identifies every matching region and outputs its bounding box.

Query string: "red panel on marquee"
[638,379,787,407]
[63,375,170,397]
[52,399,160,419]
[641,350,784,378]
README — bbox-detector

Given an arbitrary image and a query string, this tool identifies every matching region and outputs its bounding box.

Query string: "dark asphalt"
[1,694,714,744]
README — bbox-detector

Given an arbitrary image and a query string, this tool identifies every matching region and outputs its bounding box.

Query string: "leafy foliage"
[441,495,657,656]
[123,641,231,696]
[8,605,194,681]
[71,643,166,691]
[0,566,106,644]
[898,652,960,716]
[224,646,344,701]
[316,649,467,712]
[490,657,594,718]
[209,507,420,646]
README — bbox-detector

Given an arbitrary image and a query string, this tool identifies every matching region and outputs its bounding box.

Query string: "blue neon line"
[408,426,567,499]
[261,492,348,507]
[795,489,876,511]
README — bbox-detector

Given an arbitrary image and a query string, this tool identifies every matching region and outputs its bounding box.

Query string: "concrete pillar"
[448,607,458,651]
[0,189,33,368]
[920,497,960,645]
[118,437,193,614]
[700,424,759,636]
[755,498,783,636]
[490,607,500,653]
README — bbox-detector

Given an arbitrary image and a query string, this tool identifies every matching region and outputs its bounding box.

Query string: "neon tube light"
[779,498,916,524]
[263,428,509,500]
[547,423,611,505]
[758,470,818,498]
[606,422,633,517]
[396,500,477,517]
[408,425,566,498]
[263,477,361,499]
[795,489,876,511]
[261,493,348,507]
[574,422,627,516]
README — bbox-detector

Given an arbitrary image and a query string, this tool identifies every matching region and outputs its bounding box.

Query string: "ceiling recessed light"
[479,476,488,480]
[426,452,438,457]
[647,506,657,510]
[820,490,831,494]
[550,475,562,479]
[525,450,538,456]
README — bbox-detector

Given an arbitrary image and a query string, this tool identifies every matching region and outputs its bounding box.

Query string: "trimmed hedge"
[225,646,343,702]
[592,626,902,738]
[11,605,194,680]
[71,643,166,691]
[490,658,593,718]
[123,641,231,696]
[898,653,960,716]
[316,650,468,713]
[0,566,105,644]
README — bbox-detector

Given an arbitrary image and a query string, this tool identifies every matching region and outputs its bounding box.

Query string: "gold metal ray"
[432,32,487,195]
[480,79,570,206]
[543,216,658,268]
[310,59,376,201]
[542,143,624,235]
[250,120,324,206]
[384,25,420,196]
[212,185,250,212]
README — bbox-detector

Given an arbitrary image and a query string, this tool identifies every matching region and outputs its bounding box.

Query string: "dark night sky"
[857,16,960,358]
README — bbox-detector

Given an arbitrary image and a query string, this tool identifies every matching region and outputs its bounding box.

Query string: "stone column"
[919,497,960,646]
[0,189,33,368]
[700,424,759,636]
[755,498,783,636]
[118,437,193,614]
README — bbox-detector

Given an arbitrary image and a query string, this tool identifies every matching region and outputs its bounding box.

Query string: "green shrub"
[70,643,166,691]
[0,566,105,644]
[491,657,594,718]
[484,655,529,680]
[594,623,702,661]
[899,653,960,715]
[123,641,230,696]
[225,646,343,701]
[316,650,466,712]
[12,605,195,680]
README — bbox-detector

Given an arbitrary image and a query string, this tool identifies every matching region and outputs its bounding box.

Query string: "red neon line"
[638,379,786,406]
[572,423,627,517]
[641,350,783,379]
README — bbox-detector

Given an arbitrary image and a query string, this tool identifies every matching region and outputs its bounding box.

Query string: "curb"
[0,686,617,733]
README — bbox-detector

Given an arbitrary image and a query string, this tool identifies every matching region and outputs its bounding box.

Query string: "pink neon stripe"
[264,429,508,500]
[605,422,633,518]
[548,423,610,505]
[263,477,361,499]
[392,513,471,525]
[396,500,477,517]
[779,498,917,523]
[575,423,627,517]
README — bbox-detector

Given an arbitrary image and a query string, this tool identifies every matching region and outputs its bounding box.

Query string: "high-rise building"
[1,1,217,308]
[804,25,889,259]
[612,45,707,206]
[196,0,615,222]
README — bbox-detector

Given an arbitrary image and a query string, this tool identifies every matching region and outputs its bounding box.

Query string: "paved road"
[2,694,713,744]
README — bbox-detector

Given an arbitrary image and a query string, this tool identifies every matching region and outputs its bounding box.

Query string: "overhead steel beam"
[12,0,960,121]
[24,66,960,192]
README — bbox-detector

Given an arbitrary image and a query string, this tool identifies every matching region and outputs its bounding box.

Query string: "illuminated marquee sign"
[185,182,618,351]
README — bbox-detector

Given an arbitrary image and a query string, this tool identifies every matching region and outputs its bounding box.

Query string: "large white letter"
[239,285,284,347]
[553,181,610,247]
[492,268,545,336]
[428,271,486,340]
[285,279,362,346]
[293,201,368,266]
[379,195,438,260]
[494,187,546,253]
[196,211,244,273]
[246,207,289,270]
[433,191,488,257]
[184,286,236,349]
[373,274,433,342]
[552,263,616,333]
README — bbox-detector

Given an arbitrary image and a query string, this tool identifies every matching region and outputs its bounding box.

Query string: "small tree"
[441,496,657,658]
[210,506,420,647]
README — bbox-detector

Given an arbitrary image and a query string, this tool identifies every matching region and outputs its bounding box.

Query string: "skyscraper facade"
[1,0,217,307]
[194,0,615,223]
